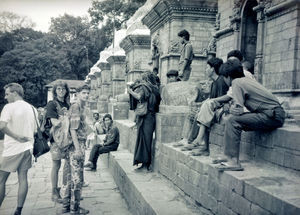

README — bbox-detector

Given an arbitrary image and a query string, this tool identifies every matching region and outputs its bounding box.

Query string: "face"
[103,117,112,128]
[56,86,67,99]
[167,76,177,83]
[93,114,99,121]
[206,64,214,78]
[77,89,90,102]
[4,88,17,103]
[179,36,185,44]
[223,76,232,87]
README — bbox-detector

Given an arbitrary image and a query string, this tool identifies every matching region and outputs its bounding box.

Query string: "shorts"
[0,150,32,172]
[50,142,63,160]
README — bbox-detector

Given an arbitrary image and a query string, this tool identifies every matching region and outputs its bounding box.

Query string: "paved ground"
[0,143,132,215]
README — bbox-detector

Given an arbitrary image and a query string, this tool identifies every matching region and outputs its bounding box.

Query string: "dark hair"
[242,61,254,74]
[52,80,70,103]
[153,67,158,74]
[166,69,179,77]
[4,83,24,97]
[76,84,90,93]
[219,59,245,79]
[103,113,112,121]
[207,57,223,75]
[227,50,243,61]
[142,71,157,86]
[178,29,190,41]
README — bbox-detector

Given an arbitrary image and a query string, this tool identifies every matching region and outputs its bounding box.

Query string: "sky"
[0,0,93,32]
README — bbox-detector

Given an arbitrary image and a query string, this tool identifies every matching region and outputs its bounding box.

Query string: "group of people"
[0,28,286,214]
[0,81,119,215]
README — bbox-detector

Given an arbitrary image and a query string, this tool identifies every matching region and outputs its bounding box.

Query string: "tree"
[49,14,110,79]
[89,0,146,28]
[0,35,72,108]
[0,11,35,32]
[0,28,44,57]
[88,0,147,42]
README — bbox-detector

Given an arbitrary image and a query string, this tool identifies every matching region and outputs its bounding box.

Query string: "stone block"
[97,101,108,114]
[250,203,272,215]
[217,202,237,215]
[108,102,129,120]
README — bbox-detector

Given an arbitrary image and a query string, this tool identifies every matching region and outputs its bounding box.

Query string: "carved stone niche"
[160,81,210,107]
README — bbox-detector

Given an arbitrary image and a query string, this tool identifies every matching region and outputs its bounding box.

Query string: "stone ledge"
[102,150,209,215]
[155,142,300,215]
[209,123,300,171]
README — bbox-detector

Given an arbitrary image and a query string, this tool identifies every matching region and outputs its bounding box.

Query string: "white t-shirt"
[0,100,37,157]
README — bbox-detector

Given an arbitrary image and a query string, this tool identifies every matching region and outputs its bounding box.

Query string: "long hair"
[52,80,70,104]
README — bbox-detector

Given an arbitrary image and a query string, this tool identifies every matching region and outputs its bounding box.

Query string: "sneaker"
[82,181,89,187]
[84,162,94,168]
[85,167,96,172]
[62,206,70,213]
[52,187,63,203]
[70,207,89,215]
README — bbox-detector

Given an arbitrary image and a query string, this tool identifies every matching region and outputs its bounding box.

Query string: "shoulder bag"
[32,106,50,161]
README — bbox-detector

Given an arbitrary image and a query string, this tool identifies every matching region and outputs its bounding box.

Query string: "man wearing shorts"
[0,83,37,215]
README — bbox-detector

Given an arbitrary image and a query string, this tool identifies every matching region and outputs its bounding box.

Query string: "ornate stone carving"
[207,37,217,53]
[215,13,220,30]
[151,32,161,69]
[229,0,242,31]
[133,60,141,70]
[168,40,180,53]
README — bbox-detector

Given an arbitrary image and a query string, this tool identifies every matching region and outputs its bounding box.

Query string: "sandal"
[190,150,209,156]
[215,162,244,172]
[181,144,198,151]
[212,158,228,164]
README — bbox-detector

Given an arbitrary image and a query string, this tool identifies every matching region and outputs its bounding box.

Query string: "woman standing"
[128,72,161,171]
[44,81,70,203]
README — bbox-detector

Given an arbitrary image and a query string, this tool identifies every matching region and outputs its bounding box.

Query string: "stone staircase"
[101,115,300,215]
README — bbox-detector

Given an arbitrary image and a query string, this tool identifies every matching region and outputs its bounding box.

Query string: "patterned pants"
[61,143,85,211]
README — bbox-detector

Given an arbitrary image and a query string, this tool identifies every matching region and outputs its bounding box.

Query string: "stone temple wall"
[142,0,218,84]
[216,0,300,110]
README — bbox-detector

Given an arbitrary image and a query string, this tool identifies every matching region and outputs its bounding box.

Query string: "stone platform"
[111,119,300,215]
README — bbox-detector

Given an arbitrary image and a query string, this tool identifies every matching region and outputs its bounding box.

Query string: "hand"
[73,150,83,161]
[16,135,30,143]
[223,103,230,114]
[178,70,183,77]
[209,99,220,111]
[229,105,244,116]
[127,88,133,95]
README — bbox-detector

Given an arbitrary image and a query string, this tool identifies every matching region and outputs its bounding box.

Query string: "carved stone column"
[120,34,151,83]
[107,55,126,98]
[253,2,266,84]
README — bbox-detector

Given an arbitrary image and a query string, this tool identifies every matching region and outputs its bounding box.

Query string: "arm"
[213,95,232,104]
[0,121,30,142]
[103,127,118,146]
[127,87,142,101]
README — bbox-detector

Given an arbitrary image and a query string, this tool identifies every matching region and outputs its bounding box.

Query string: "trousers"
[61,142,85,210]
[224,107,285,158]
[89,143,118,168]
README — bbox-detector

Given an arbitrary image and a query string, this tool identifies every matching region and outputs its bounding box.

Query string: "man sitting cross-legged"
[214,59,285,171]
[84,114,119,171]
[180,57,231,156]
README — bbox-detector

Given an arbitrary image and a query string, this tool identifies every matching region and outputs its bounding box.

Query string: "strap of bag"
[31,106,42,138]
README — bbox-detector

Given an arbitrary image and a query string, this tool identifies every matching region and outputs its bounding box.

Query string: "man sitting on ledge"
[84,114,119,171]
[214,60,285,171]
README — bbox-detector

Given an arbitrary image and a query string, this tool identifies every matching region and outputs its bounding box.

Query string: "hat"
[166,70,178,77]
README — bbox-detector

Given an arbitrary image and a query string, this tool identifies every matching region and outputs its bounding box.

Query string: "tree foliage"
[0,11,35,32]
[88,0,146,41]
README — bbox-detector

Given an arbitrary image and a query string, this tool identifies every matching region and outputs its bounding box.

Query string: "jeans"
[88,143,118,169]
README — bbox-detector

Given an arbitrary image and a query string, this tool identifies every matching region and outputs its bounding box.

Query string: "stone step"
[157,142,300,215]
[101,150,211,215]
[210,123,300,171]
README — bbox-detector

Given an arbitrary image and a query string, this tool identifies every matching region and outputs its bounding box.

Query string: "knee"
[226,115,240,128]
[52,160,61,170]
